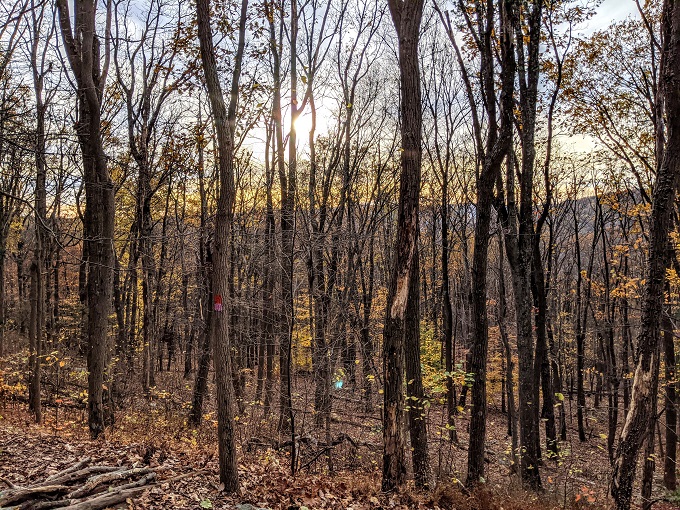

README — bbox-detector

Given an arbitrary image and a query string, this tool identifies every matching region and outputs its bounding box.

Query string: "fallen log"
[20,475,157,510]
[65,467,154,500]
[9,464,206,510]
[22,499,71,509]
[0,485,69,506]
[60,485,149,510]
[34,467,120,488]
[44,460,92,483]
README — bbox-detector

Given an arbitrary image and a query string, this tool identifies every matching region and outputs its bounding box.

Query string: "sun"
[293,111,316,137]
[292,103,334,139]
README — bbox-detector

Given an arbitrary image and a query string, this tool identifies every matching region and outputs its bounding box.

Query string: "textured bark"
[195,0,248,491]
[28,258,42,422]
[382,0,425,491]
[663,300,677,490]
[641,405,658,509]
[499,0,543,488]
[532,221,556,456]
[56,0,115,439]
[462,0,516,487]
[405,253,429,487]
[610,0,680,506]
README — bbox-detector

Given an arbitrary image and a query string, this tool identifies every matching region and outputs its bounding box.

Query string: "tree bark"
[382,0,425,491]
[405,253,429,487]
[611,1,680,506]
[56,0,115,439]
[463,0,516,486]
[195,0,248,491]
[663,296,677,490]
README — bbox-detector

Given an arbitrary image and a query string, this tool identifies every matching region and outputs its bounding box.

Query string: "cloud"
[580,0,639,35]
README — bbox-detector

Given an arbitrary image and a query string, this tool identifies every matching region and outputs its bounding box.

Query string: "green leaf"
[200,499,213,509]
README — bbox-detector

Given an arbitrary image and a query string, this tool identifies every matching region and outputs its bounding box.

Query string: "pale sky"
[583,0,640,34]
[560,0,642,154]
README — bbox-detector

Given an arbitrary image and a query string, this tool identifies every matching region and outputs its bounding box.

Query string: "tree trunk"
[28,259,42,422]
[28,18,49,422]
[641,406,657,510]
[663,300,677,490]
[532,244,556,456]
[434,0,515,487]
[498,235,518,471]
[382,0,425,491]
[195,0,248,492]
[0,243,5,358]
[359,240,375,414]
[56,0,115,439]
[441,177,456,442]
[610,1,680,506]
[263,120,276,416]
[405,253,429,487]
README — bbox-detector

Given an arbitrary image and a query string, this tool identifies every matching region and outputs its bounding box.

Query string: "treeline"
[0,0,679,509]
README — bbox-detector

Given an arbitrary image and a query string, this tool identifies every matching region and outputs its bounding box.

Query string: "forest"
[1,0,679,508]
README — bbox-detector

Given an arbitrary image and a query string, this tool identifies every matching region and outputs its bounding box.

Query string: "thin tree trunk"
[0,242,5,358]
[195,0,248,491]
[189,103,211,427]
[498,235,518,471]
[441,178,456,442]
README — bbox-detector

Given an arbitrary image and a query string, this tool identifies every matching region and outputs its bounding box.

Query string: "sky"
[583,0,639,34]
[560,0,642,154]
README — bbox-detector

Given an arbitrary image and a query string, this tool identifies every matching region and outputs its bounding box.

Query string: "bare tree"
[435,0,516,486]
[26,0,58,424]
[194,0,248,492]
[113,0,187,391]
[56,0,115,439]
[382,0,426,491]
[611,0,680,507]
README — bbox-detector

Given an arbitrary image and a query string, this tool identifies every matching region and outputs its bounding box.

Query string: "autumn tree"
[382,0,426,491]
[435,0,516,486]
[56,0,115,439]
[610,0,680,507]
[194,0,248,492]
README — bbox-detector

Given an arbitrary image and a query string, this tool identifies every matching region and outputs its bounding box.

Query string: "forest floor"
[1,367,679,509]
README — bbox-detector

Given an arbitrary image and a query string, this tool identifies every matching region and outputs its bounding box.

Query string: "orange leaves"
[574,485,598,504]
